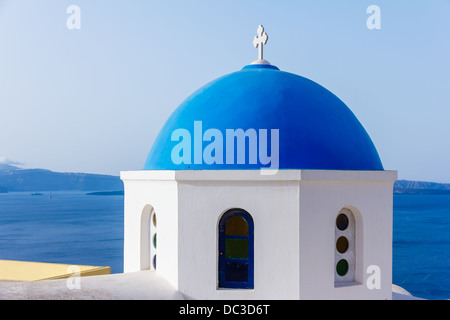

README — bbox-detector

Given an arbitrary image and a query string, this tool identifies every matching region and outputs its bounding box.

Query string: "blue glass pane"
[225,261,248,282]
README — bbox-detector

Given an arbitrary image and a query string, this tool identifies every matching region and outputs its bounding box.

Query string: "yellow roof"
[0,260,110,281]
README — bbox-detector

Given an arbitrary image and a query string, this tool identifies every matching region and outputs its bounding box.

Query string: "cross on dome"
[251,25,270,65]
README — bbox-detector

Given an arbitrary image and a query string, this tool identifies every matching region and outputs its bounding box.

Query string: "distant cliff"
[394,180,450,194]
[0,164,123,192]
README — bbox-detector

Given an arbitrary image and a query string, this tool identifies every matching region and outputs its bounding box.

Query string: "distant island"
[1,164,450,195]
[0,164,123,192]
[86,190,124,196]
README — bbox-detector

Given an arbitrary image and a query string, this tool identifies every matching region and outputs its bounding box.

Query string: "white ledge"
[120,169,397,182]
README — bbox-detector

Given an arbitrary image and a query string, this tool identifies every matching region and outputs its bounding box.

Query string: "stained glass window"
[151,212,157,271]
[218,209,254,289]
[335,209,356,285]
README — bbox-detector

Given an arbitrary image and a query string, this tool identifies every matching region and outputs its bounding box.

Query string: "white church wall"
[175,174,301,300]
[298,171,396,300]
[121,169,396,300]
[121,171,179,289]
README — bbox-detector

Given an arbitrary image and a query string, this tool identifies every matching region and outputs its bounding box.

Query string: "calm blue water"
[393,194,450,300]
[0,192,124,274]
[0,192,449,299]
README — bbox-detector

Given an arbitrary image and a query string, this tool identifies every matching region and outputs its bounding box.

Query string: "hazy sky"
[0,1,449,182]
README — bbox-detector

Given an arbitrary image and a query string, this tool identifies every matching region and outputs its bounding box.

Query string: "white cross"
[253,25,268,60]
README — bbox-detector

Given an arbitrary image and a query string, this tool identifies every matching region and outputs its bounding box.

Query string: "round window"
[336,259,349,276]
[336,236,349,254]
[336,213,349,231]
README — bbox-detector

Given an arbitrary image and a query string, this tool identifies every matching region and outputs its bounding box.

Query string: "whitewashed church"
[120,26,397,300]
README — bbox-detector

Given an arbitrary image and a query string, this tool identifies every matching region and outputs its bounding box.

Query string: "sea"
[0,191,449,300]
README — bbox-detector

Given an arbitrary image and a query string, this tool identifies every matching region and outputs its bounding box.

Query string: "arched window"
[141,205,157,271]
[334,208,356,285]
[150,211,157,270]
[218,209,254,289]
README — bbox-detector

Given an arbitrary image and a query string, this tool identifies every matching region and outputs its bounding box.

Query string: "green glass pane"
[153,233,157,249]
[225,239,248,259]
[225,215,248,236]
[336,259,349,276]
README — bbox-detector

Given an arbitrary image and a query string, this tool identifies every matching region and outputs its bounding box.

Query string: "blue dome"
[144,64,383,171]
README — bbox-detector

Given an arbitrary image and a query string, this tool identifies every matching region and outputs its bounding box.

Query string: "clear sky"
[0,0,449,182]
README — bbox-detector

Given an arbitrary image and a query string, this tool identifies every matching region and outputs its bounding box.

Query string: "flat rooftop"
[0,260,110,281]
[0,270,183,300]
[0,269,422,300]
